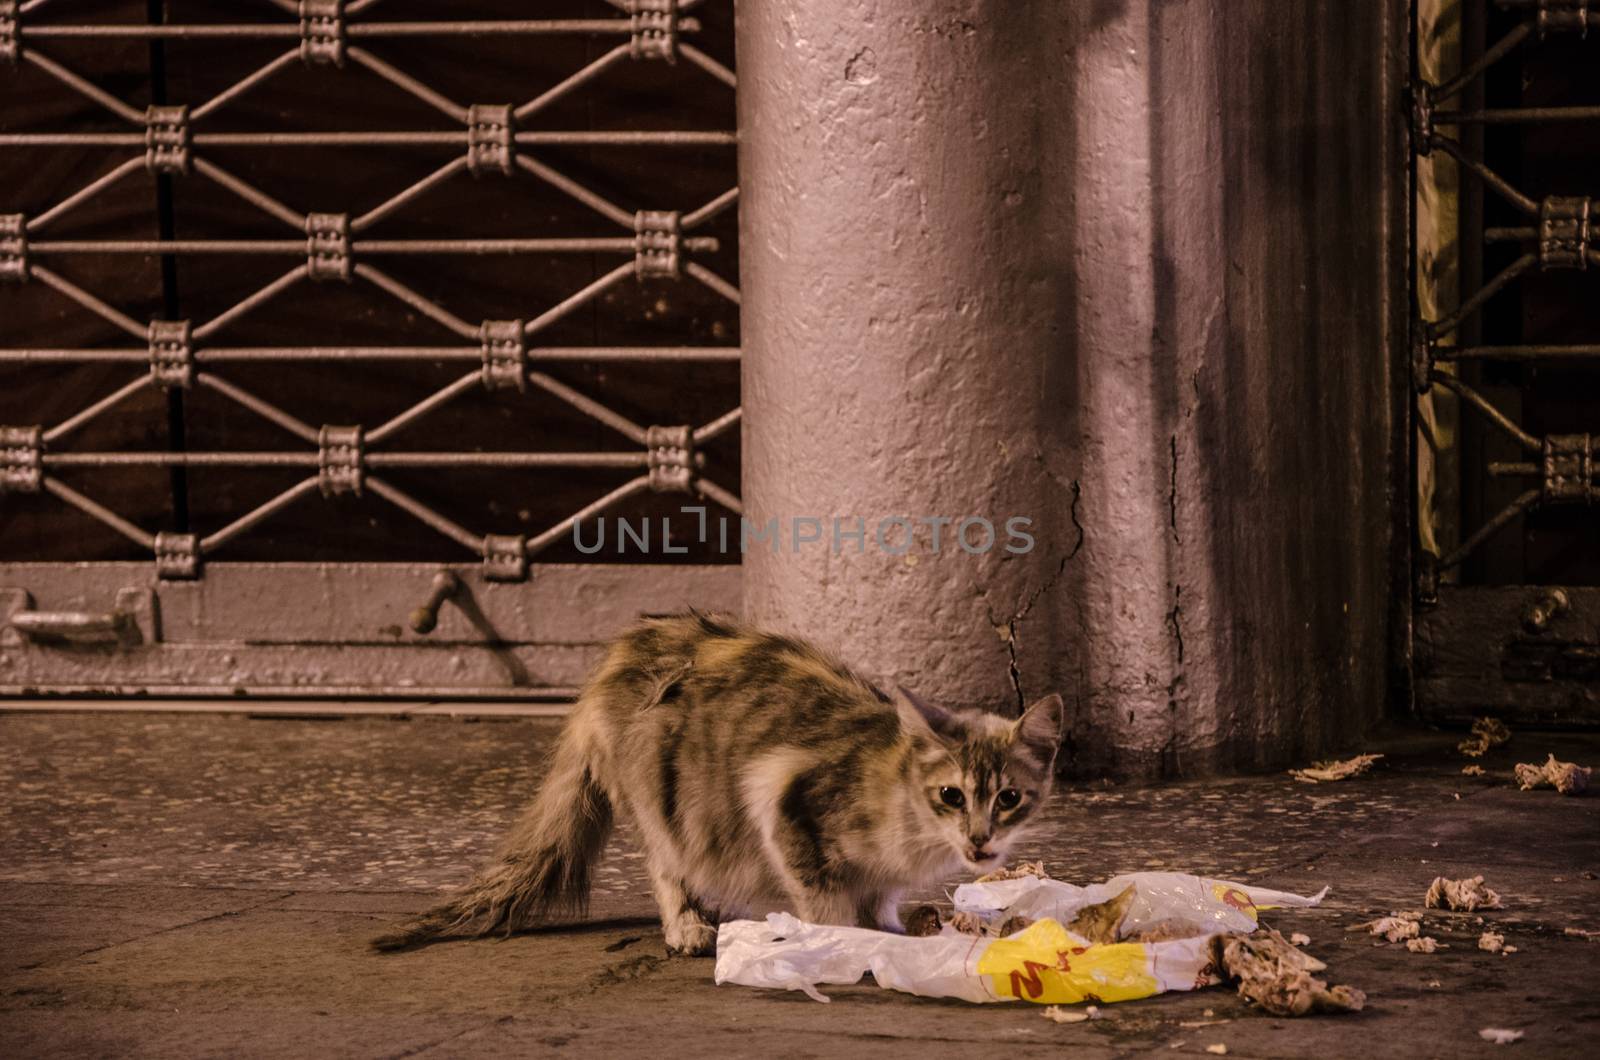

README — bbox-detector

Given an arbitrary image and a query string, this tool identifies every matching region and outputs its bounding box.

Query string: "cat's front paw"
[664,917,718,957]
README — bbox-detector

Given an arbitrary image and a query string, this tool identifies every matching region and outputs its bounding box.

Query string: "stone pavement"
[1,711,1597,1058]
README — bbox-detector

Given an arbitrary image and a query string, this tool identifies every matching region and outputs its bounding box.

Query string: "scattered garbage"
[1426,875,1502,912]
[1289,754,1383,784]
[1041,1003,1101,1024]
[1459,717,1511,758]
[714,871,1347,1011]
[1513,754,1591,796]
[1350,913,1421,943]
[1563,927,1598,941]
[1289,932,1312,946]
[1479,930,1506,953]
[977,860,1048,883]
[1462,765,1486,777]
[1405,937,1445,953]
[1206,1045,1229,1056]
[1214,929,1366,1016]
[1479,1028,1524,1045]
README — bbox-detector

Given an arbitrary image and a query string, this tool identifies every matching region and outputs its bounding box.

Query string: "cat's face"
[896,690,1064,871]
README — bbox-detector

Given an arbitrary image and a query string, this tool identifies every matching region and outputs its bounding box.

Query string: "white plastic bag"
[713,872,1327,1005]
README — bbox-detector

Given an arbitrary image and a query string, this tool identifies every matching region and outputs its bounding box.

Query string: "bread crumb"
[1459,717,1510,758]
[1425,875,1502,912]
[1289,753,1383,783]
[1406,936,1445,953]
[1514,754,1591,796]
[1479,1028,1523,1045]
[1206,1045,1228,1056]
[1478,931,1505,954]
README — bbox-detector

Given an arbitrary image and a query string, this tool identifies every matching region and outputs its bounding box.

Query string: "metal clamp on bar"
[1539,196,1591,269]
[0,425,41,494]
[628,0,679,62]
[1409,82,1434,157]
[318,425,364,496]
[154,532,199,580]
[479,319,526,391]
[0,213,26,282]
[634,210,682,278]
[1537,0,1591,37]
[482,533,528,582]
[299,0,345,66]
[4,587,158,648]
[0,1,18,64]
[144,105,191,175]
[148,319,193,389]
[306,212,352,282]
[1411,327,1434,394]
[647,424,695,492]
[408,570,461,634]
[1543,433,1595,503]
[467,105,515,177]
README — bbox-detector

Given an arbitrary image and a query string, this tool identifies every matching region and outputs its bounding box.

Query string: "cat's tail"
[371,709,613,952]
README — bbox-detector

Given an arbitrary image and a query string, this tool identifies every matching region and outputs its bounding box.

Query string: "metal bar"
[352,265,479,340]
[682,187,739,230]
[1428,371,1541,452]
[192,266,308,341]
[1439,344,1600,361]
[37,452,653,469]
[514,154,635,229]
[15,21,701,40]
[1434,105,1600,124]
[1427,252,1537,339]
[365,372,482,445]
[0,131,736,148]
[685,261,741,305]
[524,476,653,556]
[29,266,148,339]
[41,477,157,549]
[1433,21,1532,104]
[27,237,717,255]
[195,373,321,443]
[351,157,470,233]
[1437,489,1541,571]
[526,372,649,445]
[693,406,742,444]
[1484,226,1537,242]
[191,50,299,121]
[200,478,322,553]
[191,158,308,230]
[346,47,470,123]
[514,45,630,122]
[26,157,146,233]
[1428,136,1539,215]
[1487,461,1540,476]
[364,476,485,554]
[42,375,151,444]
[693,475,743,515]
[21,50,146,124]
[0,347,743,364]
[524,261,637,337]
[679,43,738,89]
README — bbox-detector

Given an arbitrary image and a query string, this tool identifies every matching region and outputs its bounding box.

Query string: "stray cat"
[372,612,1064,955]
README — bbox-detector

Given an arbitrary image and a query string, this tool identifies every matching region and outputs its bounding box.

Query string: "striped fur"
[372,612,1064,955]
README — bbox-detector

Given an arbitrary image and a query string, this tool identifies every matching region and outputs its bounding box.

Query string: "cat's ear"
[1012,693,1064,762]
[890,685,962,740]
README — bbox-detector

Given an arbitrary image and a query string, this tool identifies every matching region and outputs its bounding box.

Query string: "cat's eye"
[939,786,966,808]
[996,788,1022,810]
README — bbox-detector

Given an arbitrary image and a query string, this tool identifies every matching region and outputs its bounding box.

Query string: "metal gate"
[0,1,741,700]
[1412,0,1599,721]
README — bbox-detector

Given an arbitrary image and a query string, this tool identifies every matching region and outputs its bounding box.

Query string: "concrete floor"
[1,711,1597,1059]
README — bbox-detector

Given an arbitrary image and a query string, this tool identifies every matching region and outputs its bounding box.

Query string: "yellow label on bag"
[975,919,1161,1004]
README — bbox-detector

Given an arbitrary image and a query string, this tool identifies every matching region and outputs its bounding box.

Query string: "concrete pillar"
[738,1,1405,779]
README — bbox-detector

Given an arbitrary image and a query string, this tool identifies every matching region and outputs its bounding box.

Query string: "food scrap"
[975,860,1048,883]
[1405,937,1445,953]
[1206,1046,1228,1056]
[1289,754,1383,784]
[1289,932,1312,946]
[1425,875,1502,912]
[1479,930,1505,953]
[903,904,943,937]
[1350,913,1421,943]
[1213,928,1366,1016]
[1041,1004,1101,1024]
[1462,765,1486,777]
[1459,717,1511,758]
[1513,754,1591,796]
[1479,1028,1524,1045]
[1065,885,1136,944]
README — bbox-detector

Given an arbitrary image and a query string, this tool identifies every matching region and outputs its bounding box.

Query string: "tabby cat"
[373,612,1064,955]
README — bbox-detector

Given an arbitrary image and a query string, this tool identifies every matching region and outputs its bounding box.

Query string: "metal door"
[1412,0,1599,721]
[0,1,741,699]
